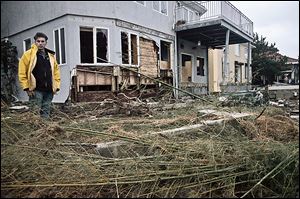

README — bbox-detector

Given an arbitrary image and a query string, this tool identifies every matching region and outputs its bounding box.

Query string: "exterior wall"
[1,1,175,38]
[1,1,176,103]
[208,43,250,93]
[227,43,249,83]
[4,12,174,103]
[177,38,208,95]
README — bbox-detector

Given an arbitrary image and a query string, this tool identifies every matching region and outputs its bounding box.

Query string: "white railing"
[175,1,253,37]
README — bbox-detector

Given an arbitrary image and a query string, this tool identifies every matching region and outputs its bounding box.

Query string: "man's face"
[35,37,47,50]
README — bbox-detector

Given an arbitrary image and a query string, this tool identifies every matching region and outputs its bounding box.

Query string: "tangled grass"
[1,101,299,198]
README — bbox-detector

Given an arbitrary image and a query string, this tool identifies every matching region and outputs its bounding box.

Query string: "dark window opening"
[80,27,93,63]
[24,38,31,52]
[121,32,129,64]
[60,28,66,64]
[96,28,108,63]
[245,63,248,79]
[197,57,204,76]
[181,54,191,67]
[131,34,138,65]
[160,41,170,62]
[82,85,111,91]
[235,62,241,83]
[54,30,60,64]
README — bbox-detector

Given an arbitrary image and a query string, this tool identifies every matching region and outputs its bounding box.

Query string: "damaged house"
[1,1,254,103]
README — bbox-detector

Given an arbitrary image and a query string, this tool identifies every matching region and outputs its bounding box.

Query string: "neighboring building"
[208,43,254,93]
[276,56,299,84]
[1,1,254,103]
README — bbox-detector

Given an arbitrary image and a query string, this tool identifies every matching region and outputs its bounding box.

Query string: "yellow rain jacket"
[18,44,60,93]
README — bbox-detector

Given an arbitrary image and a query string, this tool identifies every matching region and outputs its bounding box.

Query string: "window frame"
[53,26,67,65]
[196,56,205,76]
[120,30,140,67]
[23,38,31,53]
[79,26,110,65]
[152,1,168,16]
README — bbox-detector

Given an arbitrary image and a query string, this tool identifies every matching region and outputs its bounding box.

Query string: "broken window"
[121,32,129,64]
[54,27,66,64]
[181,54,192,82]
[160,40,171,69]
[196,57,205,76]
[23,38,31,52]
[181,54,191,67]
[121,31,138,65]
[80,27,108,64]
[131,34,138,65]
[96,28,108,63]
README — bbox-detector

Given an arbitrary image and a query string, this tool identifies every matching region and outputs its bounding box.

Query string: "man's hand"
[26,90,35,97]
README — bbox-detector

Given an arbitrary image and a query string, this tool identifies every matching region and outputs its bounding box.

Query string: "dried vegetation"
[1,95,299,198]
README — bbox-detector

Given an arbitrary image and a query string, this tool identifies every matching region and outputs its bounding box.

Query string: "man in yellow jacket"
[18,32,60,119]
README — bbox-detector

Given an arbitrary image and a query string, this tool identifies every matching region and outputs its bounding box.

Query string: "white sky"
[230,1,299,59]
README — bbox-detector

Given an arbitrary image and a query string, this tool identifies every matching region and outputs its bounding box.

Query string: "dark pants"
[29,90,54,119]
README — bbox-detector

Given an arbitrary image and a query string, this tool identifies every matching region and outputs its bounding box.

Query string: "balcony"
[175,1,254,47]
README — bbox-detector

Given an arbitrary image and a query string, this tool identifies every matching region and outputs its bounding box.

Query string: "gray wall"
[3,12,175,103]
[177,38,208,84]
[1,1,175,38]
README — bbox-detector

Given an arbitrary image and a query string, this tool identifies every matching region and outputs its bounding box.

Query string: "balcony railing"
[175,1,253,37]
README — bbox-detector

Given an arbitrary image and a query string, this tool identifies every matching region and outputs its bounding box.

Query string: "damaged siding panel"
[139,37,159,84]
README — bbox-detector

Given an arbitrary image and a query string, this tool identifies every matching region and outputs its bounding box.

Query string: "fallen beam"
[90,112,252,158]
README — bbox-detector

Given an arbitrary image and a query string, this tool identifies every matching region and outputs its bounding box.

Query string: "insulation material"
[139,37,158,80]
[160,60,170,70]
[181,61,192,82]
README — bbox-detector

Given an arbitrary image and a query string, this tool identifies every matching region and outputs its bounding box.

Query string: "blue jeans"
[29,90,54,119]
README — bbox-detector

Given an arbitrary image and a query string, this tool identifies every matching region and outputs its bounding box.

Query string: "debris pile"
[1,97,299,198]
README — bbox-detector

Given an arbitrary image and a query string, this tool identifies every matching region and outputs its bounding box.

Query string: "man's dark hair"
[34,32,48,41]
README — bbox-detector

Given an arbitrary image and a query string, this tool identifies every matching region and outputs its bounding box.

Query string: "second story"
[1,1,176,38]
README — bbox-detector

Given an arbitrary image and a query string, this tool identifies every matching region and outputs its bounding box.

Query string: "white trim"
[23,37,31,53]
[79,26,110,65]
[159,39,172,63]
[96,27,110,64]
[152,1,168,16]
[53,26,67,65]
[161,1,168,16]
[120,30,140,67]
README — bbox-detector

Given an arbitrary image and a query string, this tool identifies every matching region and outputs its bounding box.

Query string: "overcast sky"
[230,1,299,59]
